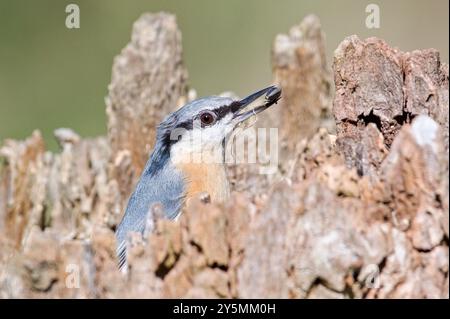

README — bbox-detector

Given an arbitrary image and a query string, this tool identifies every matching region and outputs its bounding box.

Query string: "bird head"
[154,85,282,165]
[116,86,281,269]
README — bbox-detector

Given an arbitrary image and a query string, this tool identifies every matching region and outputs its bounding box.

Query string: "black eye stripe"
[175,120,193,130]
[214,101,241,120]
[213,106,229,120]
[172,101,241,132]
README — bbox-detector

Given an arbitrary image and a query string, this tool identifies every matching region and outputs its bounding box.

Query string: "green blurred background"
[0,0,448,150]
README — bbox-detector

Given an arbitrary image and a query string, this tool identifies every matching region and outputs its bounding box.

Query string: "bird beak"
[232,85,282,124]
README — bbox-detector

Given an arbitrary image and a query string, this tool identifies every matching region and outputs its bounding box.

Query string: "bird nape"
[115,85,282,270]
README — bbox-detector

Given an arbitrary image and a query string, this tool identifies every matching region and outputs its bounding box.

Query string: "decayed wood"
[0,14,448,299]
[106,12,188,200]
[333,36,449,179]
[271,14,334,154]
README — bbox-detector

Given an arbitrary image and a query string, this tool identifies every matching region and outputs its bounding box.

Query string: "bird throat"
[175,161,230,205]
[170,138,230,205]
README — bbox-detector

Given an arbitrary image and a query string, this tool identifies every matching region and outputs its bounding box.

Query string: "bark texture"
[0,14,448,298]
[271,14,334,154]
[333,36,449,179]
[106,12,188,200]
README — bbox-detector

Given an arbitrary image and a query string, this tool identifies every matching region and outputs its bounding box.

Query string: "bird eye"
[199,111,216,126]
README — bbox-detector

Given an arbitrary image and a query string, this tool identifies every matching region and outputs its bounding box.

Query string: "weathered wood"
[272,14,334,152]
[333,36,449,180]
[0,14,448,299]
[106,13,188,200]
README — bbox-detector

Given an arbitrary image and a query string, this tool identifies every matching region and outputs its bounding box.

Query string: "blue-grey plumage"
[115,85,281,270]
[115,153,186,269]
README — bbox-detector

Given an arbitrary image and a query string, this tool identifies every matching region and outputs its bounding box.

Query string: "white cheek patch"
[201,114,233,144]
[170,114,234,165]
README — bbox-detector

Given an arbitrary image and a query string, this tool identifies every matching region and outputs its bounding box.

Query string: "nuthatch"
[116,85,282,269]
